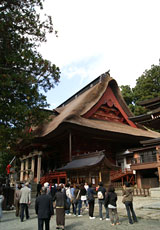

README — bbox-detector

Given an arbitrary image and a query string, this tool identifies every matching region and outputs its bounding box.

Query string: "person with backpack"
[105,185,120,226]
[97,182,109,220]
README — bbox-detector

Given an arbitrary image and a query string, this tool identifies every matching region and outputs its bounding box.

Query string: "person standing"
[0,189,4,222]
[35,187,54,230]
[97,182,109,220]
[70,184,75,214]
[19,182,31,222]
[84,182,89,209]
[122,182,138,224]
[80,183,87,211]
[50,183,57,199]
[36,181,42,197]
[87,183,96,219]
[105,185,120,226]
[65,183,72,215]
[14,184,22,217]
[73,184,82,217]
[53,186,66,230]
[44,182,50,195]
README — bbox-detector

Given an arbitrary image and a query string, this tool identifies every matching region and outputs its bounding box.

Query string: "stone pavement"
[1,196,160,230]
[117,195,160,220]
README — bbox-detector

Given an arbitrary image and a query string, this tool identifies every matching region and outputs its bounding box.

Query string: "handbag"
[81,195,87,201]
[73,190,80,204]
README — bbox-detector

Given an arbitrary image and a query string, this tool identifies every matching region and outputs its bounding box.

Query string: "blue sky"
[45,55,103,107]
[39,0,160,109]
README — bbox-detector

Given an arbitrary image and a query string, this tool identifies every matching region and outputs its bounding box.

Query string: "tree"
[0,0,60,152]
[121,64,160,116]
[120,85,134,111]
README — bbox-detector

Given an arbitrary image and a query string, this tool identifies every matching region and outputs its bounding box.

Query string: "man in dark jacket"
[35,187,54,230]
[36,181,42,197]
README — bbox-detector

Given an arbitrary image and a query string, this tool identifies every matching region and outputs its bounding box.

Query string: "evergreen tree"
[121,64,160,116]
[0,0,60,151]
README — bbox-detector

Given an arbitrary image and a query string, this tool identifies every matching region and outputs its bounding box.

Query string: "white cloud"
[39,0,160,104]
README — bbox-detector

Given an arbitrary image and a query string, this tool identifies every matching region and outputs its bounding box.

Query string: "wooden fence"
[112,182,150,196]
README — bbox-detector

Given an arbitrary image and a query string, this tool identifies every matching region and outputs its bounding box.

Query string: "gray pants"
[108,208,119,224]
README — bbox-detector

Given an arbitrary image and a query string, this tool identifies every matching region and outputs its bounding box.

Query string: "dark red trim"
[83,86,137,128]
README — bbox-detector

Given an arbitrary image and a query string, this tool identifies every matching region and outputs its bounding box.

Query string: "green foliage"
[0,0,60,151]
[121,64,160,116]
[133,65,160,103]
[120,85,134,105]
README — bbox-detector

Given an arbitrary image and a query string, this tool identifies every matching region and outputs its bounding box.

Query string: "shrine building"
[17,72,160,187]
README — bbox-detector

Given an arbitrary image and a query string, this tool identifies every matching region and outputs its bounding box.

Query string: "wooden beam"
[131,162,160,170]
[99,171,102,182]
[20,150,42,160]
[69,132,72,162]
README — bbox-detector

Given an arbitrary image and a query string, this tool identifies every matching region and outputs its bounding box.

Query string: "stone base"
[150,187,160,198]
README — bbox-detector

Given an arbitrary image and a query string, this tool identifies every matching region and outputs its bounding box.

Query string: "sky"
[39,0,160,109]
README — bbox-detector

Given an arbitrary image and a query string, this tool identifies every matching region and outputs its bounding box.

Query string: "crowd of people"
[0,180,138,229]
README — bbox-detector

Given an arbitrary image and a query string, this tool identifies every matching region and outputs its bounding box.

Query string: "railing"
[110,168,133,181]
[112,182,123,188]
[133,188,150,196]
[40,171,67,185]
[131,155,157,165]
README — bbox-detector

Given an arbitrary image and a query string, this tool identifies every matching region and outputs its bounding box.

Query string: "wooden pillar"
[156,146,160,186]
[157,167,160,186]
[25,159,29,181]
[89,171,92,184]
[136,170,142,189]
[37,152,42,184]
[77,173,79,184]
[31,157,35,179]
[20,160,24,182]
[99,171,102,182]
[69,132,72,162]
[122,176,124,186]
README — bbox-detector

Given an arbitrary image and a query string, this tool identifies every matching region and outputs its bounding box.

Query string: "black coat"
[35,194,54,219]
[87,187,96,202]
[104,191,117,208]
[80,188,86,196]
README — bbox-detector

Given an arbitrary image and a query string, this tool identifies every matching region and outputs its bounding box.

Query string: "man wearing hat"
[19,182,31,222]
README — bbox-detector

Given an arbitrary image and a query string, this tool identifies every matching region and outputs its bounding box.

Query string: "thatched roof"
[32,73,160,140]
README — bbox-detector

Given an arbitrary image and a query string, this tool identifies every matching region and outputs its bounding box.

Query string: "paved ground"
[1,196,160,230]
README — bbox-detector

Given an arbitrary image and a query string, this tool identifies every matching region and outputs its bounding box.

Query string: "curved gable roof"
[33,73,160,140]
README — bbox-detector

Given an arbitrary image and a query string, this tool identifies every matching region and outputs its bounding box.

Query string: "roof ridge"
[57,71,110,108]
